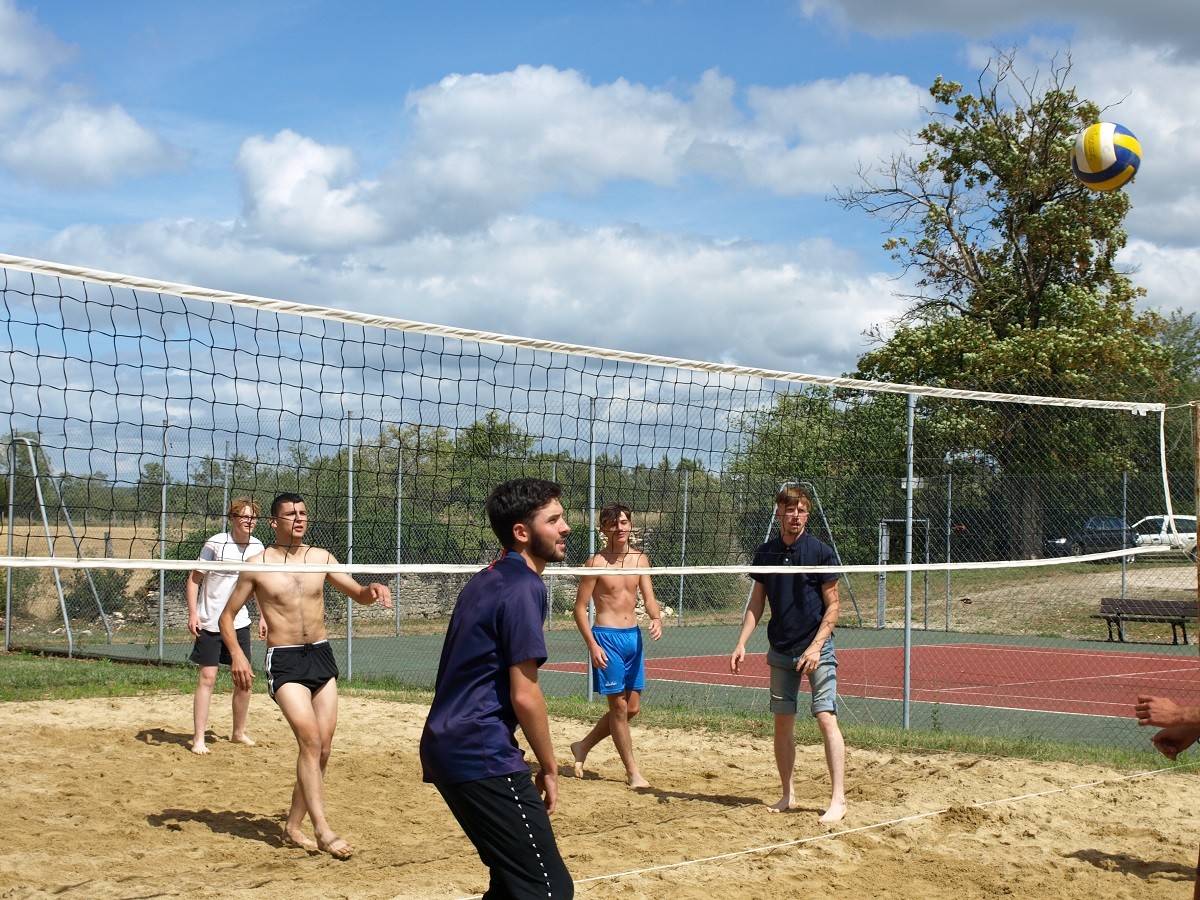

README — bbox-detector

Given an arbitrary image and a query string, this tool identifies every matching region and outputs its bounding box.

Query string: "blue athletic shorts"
[591,625,645,695]
[767,640,838,716]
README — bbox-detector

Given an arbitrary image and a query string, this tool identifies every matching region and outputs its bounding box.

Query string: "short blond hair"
[227,497,260,517]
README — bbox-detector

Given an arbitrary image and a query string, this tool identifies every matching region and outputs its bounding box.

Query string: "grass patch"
[0,650,197,701]
[0,650,1171,772]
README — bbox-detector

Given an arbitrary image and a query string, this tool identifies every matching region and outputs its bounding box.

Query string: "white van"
[1131,515,1198,556]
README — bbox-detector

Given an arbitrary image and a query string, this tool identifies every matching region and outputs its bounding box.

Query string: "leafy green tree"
[456,411,536,460]
[835,49,1173,557]
[64,567,133,619]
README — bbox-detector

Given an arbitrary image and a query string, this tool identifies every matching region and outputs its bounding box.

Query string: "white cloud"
[0,0,70,80]
[246,65,924,248]
[1126,239,1200,316]
[38,214,903,377]
[237,129,386,252]
[2,103,187,188]
[799,0,1195,57]
[0,1,186,188]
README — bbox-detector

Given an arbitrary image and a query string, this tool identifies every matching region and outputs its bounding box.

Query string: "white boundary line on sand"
[450,764,1194,899]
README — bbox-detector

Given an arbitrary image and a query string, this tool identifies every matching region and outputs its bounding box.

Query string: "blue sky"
[1,0,1195,377]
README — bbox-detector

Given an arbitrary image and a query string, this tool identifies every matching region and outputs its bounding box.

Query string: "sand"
[1,692,1198,899]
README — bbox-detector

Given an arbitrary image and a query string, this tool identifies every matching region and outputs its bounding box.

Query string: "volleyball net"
[1,252,1194,750]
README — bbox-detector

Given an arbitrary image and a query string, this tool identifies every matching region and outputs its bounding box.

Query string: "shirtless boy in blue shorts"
[219,492,392,859]
[571,503,662,788]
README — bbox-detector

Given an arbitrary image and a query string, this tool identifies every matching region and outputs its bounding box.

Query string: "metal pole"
[945,473,952,631]
[677,467,689,625]
[53,475,112,642]
[548,459,556,629]
[222,440,231,517]
[18,440,73,656]
[587,397,596,703]
[1120,470,1128,598]
[400,441,410,638]
[346,411,355,681]
[158,422,167,662]
[1193,402,1199,651]
[876,521,888,628]
[903,393,915,729]
[5,441,14,652]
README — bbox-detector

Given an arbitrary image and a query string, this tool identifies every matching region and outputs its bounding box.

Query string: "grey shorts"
[767,640,838,716]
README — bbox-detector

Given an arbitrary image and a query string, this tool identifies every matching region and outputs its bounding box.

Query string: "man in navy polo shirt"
[420,478,574,898]
[730,484,846,823]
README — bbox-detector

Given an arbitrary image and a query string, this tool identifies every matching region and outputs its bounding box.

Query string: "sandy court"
[2,692,1199,899]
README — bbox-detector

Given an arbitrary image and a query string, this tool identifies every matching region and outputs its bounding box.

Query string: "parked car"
[1044,516,1138,558]
[1131,514,1198,558]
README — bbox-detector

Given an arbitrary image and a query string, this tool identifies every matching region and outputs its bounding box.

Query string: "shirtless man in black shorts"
[219,492,392,859]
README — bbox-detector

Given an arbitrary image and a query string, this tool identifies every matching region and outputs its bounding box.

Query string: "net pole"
[4,441,13,652]
[158,422,167,662]
[346,411,355,682]
[548,460,556,629]
[395,454,402,636]
[903,393,915,729]
[587,398,596,704]
[23,439,72,656]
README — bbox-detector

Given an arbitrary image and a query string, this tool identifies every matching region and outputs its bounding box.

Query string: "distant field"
[2,520,208,559]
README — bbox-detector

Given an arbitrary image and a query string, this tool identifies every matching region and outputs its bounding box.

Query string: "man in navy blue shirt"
[730,484,846,823]
[420,478,574,898]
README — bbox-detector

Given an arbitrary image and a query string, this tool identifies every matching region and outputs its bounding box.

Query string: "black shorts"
[264,640,340,701]
[436,774,573,899]
[189,626,250,667]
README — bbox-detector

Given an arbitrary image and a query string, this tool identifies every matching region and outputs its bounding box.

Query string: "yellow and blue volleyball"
[1071,122,1141,191]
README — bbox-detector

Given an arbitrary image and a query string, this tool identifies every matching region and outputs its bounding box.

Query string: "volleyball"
[1070,122,1141,191]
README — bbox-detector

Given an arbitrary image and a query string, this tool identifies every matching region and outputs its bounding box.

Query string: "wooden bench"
[1093,597,1197,645]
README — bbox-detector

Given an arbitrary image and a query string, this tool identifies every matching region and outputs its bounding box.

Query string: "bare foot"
[571,741,587,779]
[232,733,256,747]
[765,796,796,813]
[818,801,847,823]
[627,772,651,789]
[190,742,209,755]
[281,827,318,851]
[317,835,356,860]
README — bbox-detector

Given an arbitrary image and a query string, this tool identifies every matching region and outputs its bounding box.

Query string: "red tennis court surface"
[546,645,1200,718]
